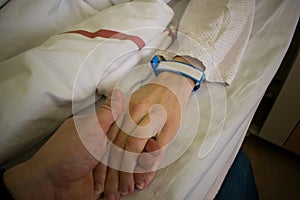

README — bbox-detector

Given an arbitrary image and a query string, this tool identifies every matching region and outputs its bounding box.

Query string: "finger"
[144,138,160,156]
[118,154,137,196]
[116,113,151,195]
[94,126,124,199]
[141,170,157,189]
[155,122,179,148]
[96,89,124,135]
[106,131,129,196]
[137,153,155,170]
[119,172,135,196]
[138,138,161,169]
[118,147,139,196]
[124,104,164,153]
[110,131,137,195]
[118,112,161,195]
[118,137,158,195]
[104,115,125,168]
[134,125,174,190]
[134,138,161,190]
[106,122,123,144]
[127,103,166,139]
[104,168,120,200]
[134,165,146,188]
[107,94,146,143]
[93,140,112,199]
[93,162,107,198]
[103,102,142,197]
[108,130,127,171]
[117,93,166,140]
[135,149,165,190]
[81,89,123,163]
[134,166,157,190]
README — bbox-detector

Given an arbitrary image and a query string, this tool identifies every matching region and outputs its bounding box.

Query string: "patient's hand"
[103,58,195,198]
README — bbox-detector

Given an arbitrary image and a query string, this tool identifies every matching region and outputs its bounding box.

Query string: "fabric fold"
[0,0,174,163]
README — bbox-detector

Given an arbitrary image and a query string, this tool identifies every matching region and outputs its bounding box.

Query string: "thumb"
[96,89,124,134]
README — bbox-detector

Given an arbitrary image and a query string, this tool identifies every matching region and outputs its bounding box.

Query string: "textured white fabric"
[188,1,300,198]
[159,0,255,85]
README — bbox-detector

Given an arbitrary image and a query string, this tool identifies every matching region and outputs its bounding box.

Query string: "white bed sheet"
[120,0,300,199]
[189,0,299,199]
[0,0,299,199]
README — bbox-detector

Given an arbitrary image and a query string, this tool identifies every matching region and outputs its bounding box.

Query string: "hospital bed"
[0,0,299,199]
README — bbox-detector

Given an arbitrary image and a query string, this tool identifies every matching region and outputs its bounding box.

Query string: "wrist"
[151,55,205,92]
[153,71,193,108]
[156,71,194,92]
[156,56,201,90]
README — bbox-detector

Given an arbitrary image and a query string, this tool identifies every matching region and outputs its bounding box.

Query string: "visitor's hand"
[3,90,124,200]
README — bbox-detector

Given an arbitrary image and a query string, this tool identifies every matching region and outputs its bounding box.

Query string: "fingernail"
[120,185,129,195]
[136,181,145,190]
[104,192,116,200]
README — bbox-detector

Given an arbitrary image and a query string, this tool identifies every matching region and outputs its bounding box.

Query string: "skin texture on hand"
[3,90,124,200]
[102,56,196,199]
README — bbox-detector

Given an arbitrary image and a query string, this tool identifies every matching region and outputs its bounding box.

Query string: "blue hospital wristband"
[150,55,205,91]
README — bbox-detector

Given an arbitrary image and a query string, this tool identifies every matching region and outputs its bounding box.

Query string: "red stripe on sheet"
[166,27,175,40]
[64,29,145,50]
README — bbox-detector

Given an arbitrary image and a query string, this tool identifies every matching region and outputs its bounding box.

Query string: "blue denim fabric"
[214,150,259,200]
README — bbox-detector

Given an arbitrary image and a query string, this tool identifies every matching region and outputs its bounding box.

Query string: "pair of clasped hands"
[4,57,197,200]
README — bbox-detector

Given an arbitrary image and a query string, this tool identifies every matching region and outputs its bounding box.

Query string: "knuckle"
[129,101,148,115]
[106,175,118,185]
[127,137,145,153]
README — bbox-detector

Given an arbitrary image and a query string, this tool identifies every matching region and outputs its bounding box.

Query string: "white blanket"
[0,0,99,62]
[0,0,174,163]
